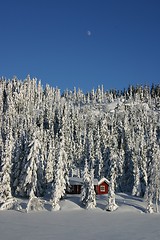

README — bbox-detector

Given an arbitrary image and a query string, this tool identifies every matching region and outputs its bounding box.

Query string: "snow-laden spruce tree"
[81,159,90,207]
[0,131,13,207]
[146,186,154,213]
[0,80,22,210]
[146,126,160,213]
[121,120,134,193]
[153,138,160,213]
[18,132,42,197]
[132,162,141,196]
[12,131,30,196]
[131,111,148,197]
[94,124,103,178]
[0,82,15,204]
[146,125,155,213]
[0,126,21,210]
[19,132,45,212]
[139,115,148,196]
[86,169,96,209]
[51,131,69,210]
[81,159,96,209]
[44,134,55,190]
[131,136,142,196]
[106,153,118,212]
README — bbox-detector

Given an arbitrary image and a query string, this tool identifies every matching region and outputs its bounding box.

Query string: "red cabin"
[96,178,110,195]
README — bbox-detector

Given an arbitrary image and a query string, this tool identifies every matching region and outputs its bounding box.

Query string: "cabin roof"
[98,177,110,186]
[69,177,98,185]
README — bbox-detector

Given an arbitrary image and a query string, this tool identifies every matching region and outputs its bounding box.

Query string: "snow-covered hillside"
[0,194,160,240]
[0,77,160,214]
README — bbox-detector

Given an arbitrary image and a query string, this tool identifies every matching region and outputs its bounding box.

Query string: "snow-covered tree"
[81,159,96,209]
[86,169,96,209]
[17,133,42,197]
[51,131,69,210]
[0,131,13,205]
[146,125,160,213]
[94,124,103,178]
[0,95,14,209]
[106,151,118,212]
[81,159,90,207]
[44,133,55,190]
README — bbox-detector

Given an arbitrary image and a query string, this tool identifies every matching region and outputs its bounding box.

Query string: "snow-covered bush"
[26,190,44,213]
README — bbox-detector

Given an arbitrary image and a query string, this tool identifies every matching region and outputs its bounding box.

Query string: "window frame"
[100,185,106,192]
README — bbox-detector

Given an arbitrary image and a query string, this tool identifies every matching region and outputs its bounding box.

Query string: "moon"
[87,30,91,36]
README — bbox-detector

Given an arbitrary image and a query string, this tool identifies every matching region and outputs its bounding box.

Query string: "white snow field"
[0,194,160,240]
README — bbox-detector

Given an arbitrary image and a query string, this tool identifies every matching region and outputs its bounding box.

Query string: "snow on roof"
[69,177,98,185]
[98,177,110,186]
[69,177,83,185]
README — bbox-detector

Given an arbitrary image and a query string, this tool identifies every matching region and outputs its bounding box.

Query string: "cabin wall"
[97,182,109,194]
[67,185,82,194]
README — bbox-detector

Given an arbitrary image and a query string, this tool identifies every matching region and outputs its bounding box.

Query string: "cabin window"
[100,185,105,192]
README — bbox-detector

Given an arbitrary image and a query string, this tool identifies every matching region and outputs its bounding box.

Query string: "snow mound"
[60,196,82,211]
[0,198,22,211]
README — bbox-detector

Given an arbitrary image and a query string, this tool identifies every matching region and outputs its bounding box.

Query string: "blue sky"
[0,0,160,93]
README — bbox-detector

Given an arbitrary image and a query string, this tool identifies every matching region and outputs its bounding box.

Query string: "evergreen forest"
[0,76,159,210]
